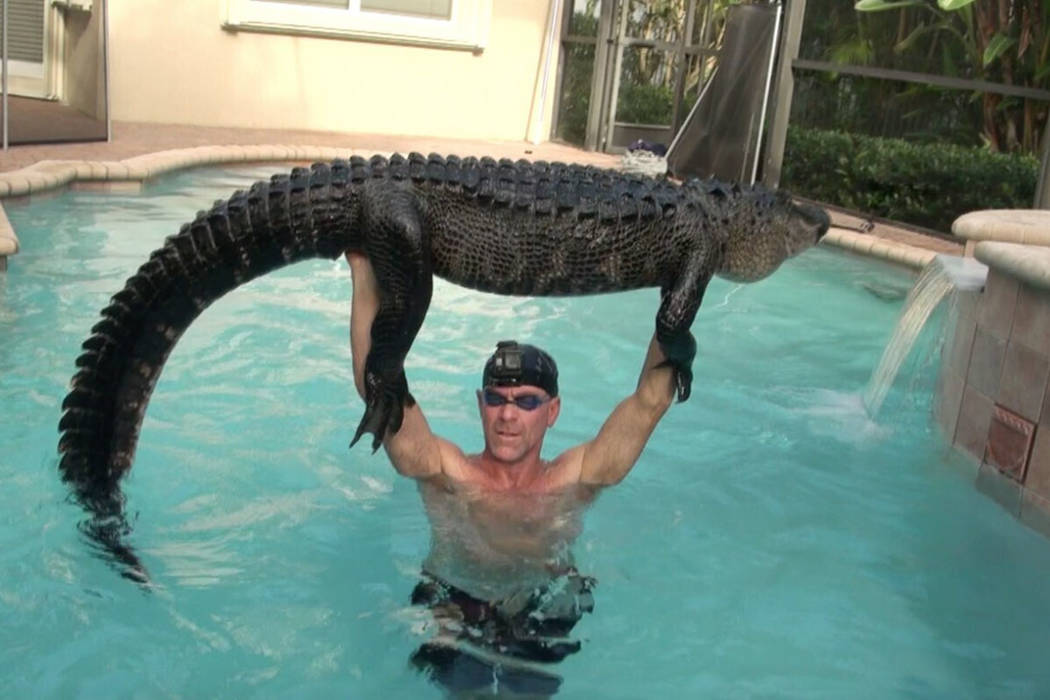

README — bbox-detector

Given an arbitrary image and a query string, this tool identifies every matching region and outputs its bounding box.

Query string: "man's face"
[477,384,561,465]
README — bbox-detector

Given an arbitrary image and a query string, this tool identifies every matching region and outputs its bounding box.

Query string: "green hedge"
[617,83,674,126]
[782,126,1039,233]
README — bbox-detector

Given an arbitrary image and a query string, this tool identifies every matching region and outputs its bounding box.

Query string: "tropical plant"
[854,0,1049,153]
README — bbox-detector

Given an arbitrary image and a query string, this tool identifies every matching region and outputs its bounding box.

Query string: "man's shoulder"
[434,437,475,482]
[543,444,588,489]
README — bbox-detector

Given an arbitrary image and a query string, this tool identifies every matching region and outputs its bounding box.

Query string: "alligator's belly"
[427,206,672,296]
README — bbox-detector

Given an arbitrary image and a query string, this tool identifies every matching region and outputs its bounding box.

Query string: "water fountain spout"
[863,254,988,417]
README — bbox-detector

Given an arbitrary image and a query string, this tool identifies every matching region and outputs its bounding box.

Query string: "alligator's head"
[713,186,829,283]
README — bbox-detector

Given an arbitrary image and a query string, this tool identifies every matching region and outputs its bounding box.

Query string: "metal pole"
[601,0,628,152]
[749,2,783,184]
[792,58,1050,102]
[1036,112,1050,208]
[103,0,111,142]
[530,0,562,144]
[669,0,697,134]
[3,0,8,150]
[761,0,806,188]
[584,0,615,151]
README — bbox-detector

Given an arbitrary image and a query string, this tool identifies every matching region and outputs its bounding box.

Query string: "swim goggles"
[481,389,550,411]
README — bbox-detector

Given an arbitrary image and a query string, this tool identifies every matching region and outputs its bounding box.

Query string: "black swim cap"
[482,340,558,397]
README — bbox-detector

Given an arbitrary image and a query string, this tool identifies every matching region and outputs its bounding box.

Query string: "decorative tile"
[975,462,1022,515]
[1011,284,1050,351]
[1025,428,1050,500]
[967,328,1006,398]
[983,404,1036,481]
[976,268,1019,341]
[997,341,1050,423]
[954,385,995,460]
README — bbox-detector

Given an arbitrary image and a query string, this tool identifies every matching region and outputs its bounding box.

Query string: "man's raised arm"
[347,252,450,480]
[574,335,677,486]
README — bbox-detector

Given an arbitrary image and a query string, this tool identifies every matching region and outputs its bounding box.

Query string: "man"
[348,252,677,694]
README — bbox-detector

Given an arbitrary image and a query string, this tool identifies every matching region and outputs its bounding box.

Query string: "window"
[224,0,490,51]
[361,0,451,20]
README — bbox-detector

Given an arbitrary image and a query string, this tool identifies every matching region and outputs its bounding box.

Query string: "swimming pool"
[3,165,1050,697]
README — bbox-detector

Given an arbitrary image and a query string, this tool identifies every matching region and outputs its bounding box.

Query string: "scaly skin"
[57,152,828,578]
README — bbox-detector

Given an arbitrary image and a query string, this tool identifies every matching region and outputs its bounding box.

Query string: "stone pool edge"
[937,214,1050,540]
[0,144,940,273]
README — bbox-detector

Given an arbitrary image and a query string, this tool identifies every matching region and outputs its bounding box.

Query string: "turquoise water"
[3,166,1050,697]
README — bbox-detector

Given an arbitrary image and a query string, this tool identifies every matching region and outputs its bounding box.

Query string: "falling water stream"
[863,254,988,417]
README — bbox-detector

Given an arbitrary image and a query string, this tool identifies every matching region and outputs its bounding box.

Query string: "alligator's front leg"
[656,253,715,402]
[350,182,433,452]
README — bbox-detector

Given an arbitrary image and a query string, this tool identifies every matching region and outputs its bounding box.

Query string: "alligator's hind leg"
[350,182,433,452]
[656,254,715,402]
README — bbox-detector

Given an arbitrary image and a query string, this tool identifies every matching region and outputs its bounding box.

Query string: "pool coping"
[953,209,1050,247]
[953,211,1050,291]
[974,241,1050,291]
[821,227,936,270]
[0,143,941,272]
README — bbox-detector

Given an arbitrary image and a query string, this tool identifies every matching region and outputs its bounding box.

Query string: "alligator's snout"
[781,200,830,259]
[797,201,830,243]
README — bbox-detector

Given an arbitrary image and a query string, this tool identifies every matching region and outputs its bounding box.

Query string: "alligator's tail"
[57,159,369,579]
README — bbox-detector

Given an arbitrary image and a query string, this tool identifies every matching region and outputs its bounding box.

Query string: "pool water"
[3,166,1050,697]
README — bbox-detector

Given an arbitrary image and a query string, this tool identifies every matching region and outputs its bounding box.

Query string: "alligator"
[56,152,829,578]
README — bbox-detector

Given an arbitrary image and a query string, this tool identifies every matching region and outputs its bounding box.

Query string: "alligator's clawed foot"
[657,332,697,402]
[350,370,415,452]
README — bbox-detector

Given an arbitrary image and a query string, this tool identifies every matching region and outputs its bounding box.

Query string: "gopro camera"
[489,340,523,382]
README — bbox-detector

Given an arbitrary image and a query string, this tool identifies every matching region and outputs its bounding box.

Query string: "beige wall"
[108,0,558,141]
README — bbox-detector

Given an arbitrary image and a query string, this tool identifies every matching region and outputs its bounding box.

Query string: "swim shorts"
[409,568,596,694]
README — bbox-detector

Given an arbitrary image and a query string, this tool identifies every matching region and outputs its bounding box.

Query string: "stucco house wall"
[107,0,557,141]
